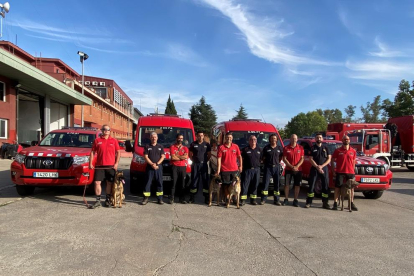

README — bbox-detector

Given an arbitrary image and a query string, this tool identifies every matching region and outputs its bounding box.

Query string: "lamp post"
[77,51,88,127]
[0,2,10,38]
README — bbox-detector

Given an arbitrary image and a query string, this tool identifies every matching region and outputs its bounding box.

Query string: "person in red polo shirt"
[282,134,304,207]
[89,124,121,208]
[331,135,358,211]
[170,134,189,204]
[216,132,242,192]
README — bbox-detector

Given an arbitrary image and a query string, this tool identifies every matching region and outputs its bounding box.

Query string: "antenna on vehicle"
[261,114,266,123]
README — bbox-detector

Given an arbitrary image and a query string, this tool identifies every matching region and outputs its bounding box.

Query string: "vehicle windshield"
[39,132,96,148]
[348,133,363,144]
[138,127,194,148]
[231,131,282,149]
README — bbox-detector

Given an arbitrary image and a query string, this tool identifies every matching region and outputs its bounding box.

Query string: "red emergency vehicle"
[10,127,101,196]
[298,138,393,199]
[323,123,385,140]
[126,114,195,195]
[211,119,285,184]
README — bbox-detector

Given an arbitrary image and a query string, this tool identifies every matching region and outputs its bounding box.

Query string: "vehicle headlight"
[73,155,89,165]
[383,164,389,172]
[14,153,25,164]
[133,153,146,164]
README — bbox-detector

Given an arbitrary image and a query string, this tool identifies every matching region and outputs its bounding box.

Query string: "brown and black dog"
[340,178,360,212]
[225,176,241,209]
[111,170,125,208]
[208,175,222,207]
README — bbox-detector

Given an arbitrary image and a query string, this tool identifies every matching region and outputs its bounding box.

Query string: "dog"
[111,170,125,208]
[208,175,222,207]
[224,176,241,209]
[340,178,360,212]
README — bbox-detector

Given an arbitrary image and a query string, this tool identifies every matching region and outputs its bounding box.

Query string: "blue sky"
[3,0,414,127]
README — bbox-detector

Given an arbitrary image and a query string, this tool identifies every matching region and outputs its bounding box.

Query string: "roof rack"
[61,127,99,131]
[148,113,180,117]
[230,119,261,122]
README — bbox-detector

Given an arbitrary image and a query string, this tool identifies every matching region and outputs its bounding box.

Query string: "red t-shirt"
[217,143,241,172]
[332,146,356,174]
[170,144,188,167]
[283,144,304,171]
[92,136,120,166]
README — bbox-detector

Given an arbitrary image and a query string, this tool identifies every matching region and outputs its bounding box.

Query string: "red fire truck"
[324,122,385,140]
[10,127,101,196]
[126,114,195,195]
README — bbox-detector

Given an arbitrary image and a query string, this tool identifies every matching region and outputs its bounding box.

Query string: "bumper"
[10,161,95,187]
[330,170,393,191]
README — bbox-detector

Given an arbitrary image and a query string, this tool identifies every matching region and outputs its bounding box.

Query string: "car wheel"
[16,185,35,196]
[363,190,384,199]
[406,164,414,171]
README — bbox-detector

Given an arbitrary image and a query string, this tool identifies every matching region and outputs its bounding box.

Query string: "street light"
[0,2,10,38]
[77,51,88,127]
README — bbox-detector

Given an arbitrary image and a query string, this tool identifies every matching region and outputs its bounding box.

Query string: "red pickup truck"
[11,127,101,196]
[297,138,393,199]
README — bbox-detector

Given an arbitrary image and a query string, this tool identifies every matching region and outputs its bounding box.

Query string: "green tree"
[285,111,327,138]
[344,105,356,122]
[382,79,414,118]
[232,104,248,120]
[164,94,177,115]
[188,96,217,135]
[317,108,343,124]
[360,95,385,122]
[276,126,287,140]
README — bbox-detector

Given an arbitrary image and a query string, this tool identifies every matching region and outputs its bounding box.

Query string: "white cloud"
[368,37,404,58]
[338,7,362,37]
[346,60,414,80]
[196,0,333,66]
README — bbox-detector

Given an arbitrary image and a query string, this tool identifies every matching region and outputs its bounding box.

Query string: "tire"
[16,185,35,196]
[363,190,384,199]
[406,164,414,171]
[130,173,144,195]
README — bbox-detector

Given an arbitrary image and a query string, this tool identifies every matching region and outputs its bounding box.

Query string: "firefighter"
[331,135,358,211]
[283,134,304,207]
[188,131,211,204]
[142,132,165,205]
[241,135,262,205]
[216,132,242,191]
[261,133,283,205]
[170,134,189,204]
[305,133,331,209]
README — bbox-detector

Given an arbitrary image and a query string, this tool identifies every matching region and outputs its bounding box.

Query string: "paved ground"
[0,158,413,275]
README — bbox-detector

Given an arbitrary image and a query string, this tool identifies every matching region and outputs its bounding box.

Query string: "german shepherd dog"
[225,175,241,209]
[111,171,125,208]
[208,175,222,207]
[341,178,359,212]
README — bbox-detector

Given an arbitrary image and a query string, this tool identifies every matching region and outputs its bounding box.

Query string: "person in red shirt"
[331,135,358,211]
[89,124,121,208]
[216,132,242,187]
[282,134,304,207]
[170,134,189,204]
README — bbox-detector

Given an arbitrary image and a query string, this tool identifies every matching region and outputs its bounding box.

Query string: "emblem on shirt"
[148,148,152,151]
[232,150,236,153]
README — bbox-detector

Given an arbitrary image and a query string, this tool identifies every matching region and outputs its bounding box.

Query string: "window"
[0,82,5,102]
[0,119,7,138]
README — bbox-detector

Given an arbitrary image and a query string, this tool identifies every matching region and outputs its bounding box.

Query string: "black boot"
[250,199,257,205]
[188,194,195,204]
[169,196,174,204]
[142,197,148,205]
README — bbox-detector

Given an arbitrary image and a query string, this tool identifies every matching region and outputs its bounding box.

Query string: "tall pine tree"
[165,94,177,115]
[189,96,217,135]
[232,104,248,120]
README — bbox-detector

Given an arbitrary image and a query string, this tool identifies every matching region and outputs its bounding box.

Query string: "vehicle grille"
[355,165,385,175]
[24,157,73,170]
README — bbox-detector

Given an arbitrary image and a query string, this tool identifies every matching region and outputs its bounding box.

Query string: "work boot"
[305,198,312,208]
[240,200,246,206]
[105,198,111,207]
[141,197,148,205]
[157,198,164,205]
[322,202,331,209]
[274,200,281,206]
[351,202,358,211]
[305,203,311,208]
[251,199,257,205]
[90,200,101,209]
[282,199,289,206]
[169,196,174,204]
[332,202,338,210]
[293,199,299,207]
[188,194,195,204]
[179,197,187,204]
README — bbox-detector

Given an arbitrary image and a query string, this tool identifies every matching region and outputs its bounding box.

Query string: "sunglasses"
[102,128,111,131]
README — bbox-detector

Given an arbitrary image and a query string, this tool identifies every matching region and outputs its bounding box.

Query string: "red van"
[127,114,195,195]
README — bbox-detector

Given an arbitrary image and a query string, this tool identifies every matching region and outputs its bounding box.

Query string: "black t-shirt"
[242,146,262,169]
[144,143,165,164]
[262,144,283,166]
[311,144,330,165]
[189,141,211,163]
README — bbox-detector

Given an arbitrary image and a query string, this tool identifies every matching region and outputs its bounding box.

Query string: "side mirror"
[125,140,133,152]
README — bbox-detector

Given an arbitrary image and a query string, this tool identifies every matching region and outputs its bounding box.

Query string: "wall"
[50,102,68,131]
[0,76,17,144]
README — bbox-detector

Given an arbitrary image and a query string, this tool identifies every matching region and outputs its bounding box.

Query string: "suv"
[126,114,195,195]
[11,127,101,196]
[297,138,393,199]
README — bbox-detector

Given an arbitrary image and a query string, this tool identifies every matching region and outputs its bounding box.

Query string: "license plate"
[163,176,172,181]
[33,172,59,178]
[361,178,380,183]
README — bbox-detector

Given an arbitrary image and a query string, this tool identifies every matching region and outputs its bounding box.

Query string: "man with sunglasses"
[89,125,120,208]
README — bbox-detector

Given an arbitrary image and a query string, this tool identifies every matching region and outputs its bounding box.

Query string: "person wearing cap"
[261,133,284,205]
[240,135,262,206]
[89,124,120,208]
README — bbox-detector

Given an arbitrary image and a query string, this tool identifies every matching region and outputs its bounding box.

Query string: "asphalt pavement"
[0,158,413,276]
